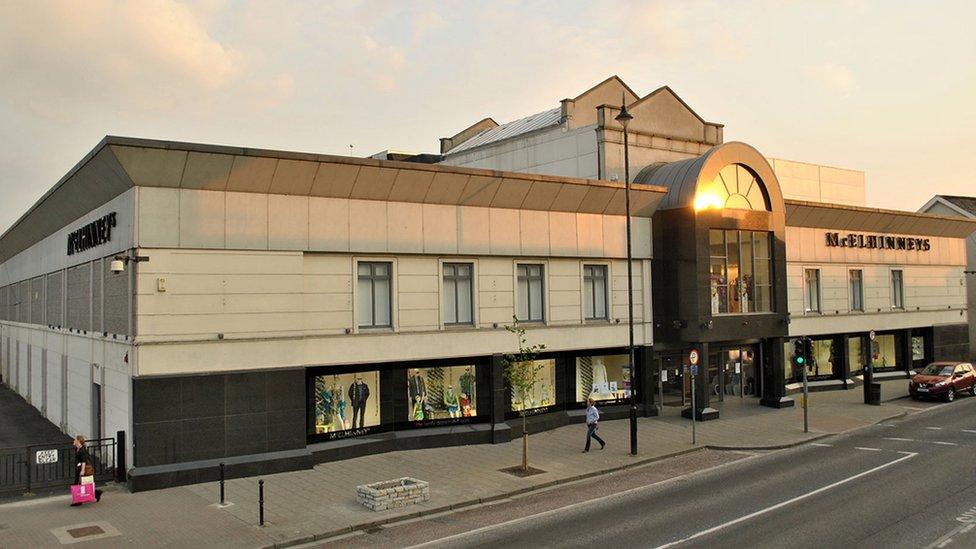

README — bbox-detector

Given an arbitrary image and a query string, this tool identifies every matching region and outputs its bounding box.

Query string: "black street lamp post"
[615,97,638,456]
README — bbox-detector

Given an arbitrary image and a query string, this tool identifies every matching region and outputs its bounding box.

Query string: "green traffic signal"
[796,356,805,365]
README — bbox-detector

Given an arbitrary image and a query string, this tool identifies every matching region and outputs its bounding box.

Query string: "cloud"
[0,0,246,114]
[805,62,857,94]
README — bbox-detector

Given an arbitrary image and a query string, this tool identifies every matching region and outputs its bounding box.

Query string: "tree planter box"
[356,477,430,511]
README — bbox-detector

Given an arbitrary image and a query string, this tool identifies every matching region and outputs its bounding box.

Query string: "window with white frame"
[804,268,821,313]
[516,264,545,322]
[443,263,474,325]
[357,262,392,328]
[891,269,904,309]
[849,269,864,312]
[583,265,608,320]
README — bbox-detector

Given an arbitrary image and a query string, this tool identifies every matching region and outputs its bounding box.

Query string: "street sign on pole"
[690,364,697,445]
[869,330,876,341]
[689,349,699,365]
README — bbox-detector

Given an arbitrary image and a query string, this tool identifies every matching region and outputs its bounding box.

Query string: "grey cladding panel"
[103,259,129,335]
[46,272,63,326]
[92,259,102,333]
[66,264,91,331]
[17,281,28,323]
[30,277,44,325]
[0,286,7,321]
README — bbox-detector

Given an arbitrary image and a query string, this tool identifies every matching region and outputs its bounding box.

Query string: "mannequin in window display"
[412,395,425,421]
[317,380,334,432]
[459,367,476,404]
[460,392,472,417]
[542,382,551,406]
[444,385,460,418]
[591,358,612,399]
[408,369,427,410]
[349,376,370,429]
[335,386,348,430]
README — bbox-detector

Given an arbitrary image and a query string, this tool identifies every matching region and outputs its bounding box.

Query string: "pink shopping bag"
[71,483,96,504]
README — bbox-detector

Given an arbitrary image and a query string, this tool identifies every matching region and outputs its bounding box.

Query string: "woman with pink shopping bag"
[70,435,102,506]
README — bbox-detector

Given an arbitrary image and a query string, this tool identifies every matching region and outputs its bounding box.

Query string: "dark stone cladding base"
[127,448,313,492]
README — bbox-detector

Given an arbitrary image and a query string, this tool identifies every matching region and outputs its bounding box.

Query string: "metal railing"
[0,438,115,496]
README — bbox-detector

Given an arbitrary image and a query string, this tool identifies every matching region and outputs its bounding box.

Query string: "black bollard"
[219,462,225,505]
[258,480,265,526]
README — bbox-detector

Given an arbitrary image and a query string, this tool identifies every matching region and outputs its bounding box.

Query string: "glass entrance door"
[658,353,688,407]
[713,345,760,401]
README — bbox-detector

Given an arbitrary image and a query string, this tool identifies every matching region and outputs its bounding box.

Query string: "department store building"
[1,76,973,490]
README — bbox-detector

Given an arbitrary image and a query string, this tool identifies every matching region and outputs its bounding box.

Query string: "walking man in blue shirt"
[583,398,606,452]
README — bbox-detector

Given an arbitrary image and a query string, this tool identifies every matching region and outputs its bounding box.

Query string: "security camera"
[110,259,126,273]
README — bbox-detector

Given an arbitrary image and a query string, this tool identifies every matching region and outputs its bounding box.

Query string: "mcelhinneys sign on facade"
[825,231,931,251]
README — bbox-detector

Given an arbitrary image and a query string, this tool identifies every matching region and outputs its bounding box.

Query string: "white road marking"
[811,443,832,447]
[937,539,953,547]
[962,430,976,434]
[926,427,944,430]
[883,437,958,446]
[403,452,764,549]
[652,452,918,549]
[855,447,882,451]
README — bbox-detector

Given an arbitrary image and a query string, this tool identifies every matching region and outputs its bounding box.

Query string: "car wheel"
[910,394,919,401]
[946,387,955,402]
[969,385,975,397]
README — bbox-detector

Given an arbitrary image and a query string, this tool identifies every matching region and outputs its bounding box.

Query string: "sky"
[1,0,974,233]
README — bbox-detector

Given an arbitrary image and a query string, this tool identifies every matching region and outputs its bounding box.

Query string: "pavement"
[0,380,932,548]
[0,384,71,448]
[404,392,976,549]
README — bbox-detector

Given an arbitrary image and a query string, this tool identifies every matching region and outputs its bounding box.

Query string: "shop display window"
[406,365,478,421]
[313,370,380,434]
[575,354,631,404]
[808,339,834,378]
[848,336,864,375]
[509,359,557,412]
[871,334,898,370]
[912,336,925,361]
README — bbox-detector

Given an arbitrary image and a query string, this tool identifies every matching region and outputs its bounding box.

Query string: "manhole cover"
[67,525,105,538]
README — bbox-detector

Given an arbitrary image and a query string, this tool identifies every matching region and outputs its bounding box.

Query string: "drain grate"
[67,525,105,538]
[51,522,121,545]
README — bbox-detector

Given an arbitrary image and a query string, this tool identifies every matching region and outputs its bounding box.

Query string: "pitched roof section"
[443,107,562,156]
[940,195,976,217]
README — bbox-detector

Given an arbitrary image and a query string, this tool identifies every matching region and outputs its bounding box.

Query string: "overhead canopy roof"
[0,136,669,264]
[785,200,976,237]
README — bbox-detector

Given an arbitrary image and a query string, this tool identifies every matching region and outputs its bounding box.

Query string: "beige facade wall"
[769,158,866,207]
[136,188,651,260]
[133,248,650,375]
[440,125,600,180]
[785,226,968,336]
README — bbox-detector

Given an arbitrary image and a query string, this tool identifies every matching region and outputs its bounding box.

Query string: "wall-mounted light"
[700,320,713,330]
[110,253,149,273]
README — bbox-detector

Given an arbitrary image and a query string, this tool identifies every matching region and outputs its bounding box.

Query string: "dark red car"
[909,362,976,402]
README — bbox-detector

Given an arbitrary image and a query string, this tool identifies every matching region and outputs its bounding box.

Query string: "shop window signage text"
[825,232,930,251]
[67,212,117,256]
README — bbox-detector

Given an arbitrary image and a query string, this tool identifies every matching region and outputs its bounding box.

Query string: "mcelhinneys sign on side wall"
[826,232,931,251]
[67,212,117,256]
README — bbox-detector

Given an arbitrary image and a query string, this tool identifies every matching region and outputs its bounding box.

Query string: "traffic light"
[792,338,805,367]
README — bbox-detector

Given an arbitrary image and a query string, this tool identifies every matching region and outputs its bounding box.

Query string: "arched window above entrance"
[694,164,770,212]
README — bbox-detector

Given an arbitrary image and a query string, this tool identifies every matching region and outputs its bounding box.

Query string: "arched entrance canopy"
[634,142,784,214]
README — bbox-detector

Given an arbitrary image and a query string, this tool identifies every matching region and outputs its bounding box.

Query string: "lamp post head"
[614,96,634,130]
